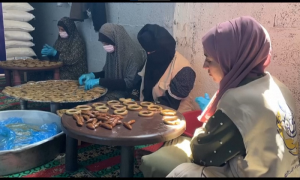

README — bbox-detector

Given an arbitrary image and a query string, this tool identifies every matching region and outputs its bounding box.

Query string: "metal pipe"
[20,100,27,110]
[65,135,78,173]
[120,146,134,177]
[50,103,59,113]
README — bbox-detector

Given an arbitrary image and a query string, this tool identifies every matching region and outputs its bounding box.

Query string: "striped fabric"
[3,143,164,177]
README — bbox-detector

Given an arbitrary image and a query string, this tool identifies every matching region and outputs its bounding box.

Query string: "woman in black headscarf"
[40,17,88,80]
[136,24,196,112]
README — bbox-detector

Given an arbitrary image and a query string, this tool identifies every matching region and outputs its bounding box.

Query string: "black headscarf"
[137,24,176,101]
[98,32,115,45]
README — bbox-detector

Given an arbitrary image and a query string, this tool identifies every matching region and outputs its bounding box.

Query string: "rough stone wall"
[173,3,300,160]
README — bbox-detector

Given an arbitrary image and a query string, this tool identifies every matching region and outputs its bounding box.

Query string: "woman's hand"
[41,44,57,57]
[195,93,211,111]
[78,73,95,85]
[85,78,100,90]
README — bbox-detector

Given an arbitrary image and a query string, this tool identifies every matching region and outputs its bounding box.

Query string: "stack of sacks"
[2,3,36,60]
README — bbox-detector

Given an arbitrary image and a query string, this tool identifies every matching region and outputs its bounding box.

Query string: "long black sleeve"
[48,51,60,61]
[157,67,196,110]
[93,70,127,90]
[190,110,246,167]
[157,91,181,110]
[93,71,105,78]
[127,73,143,100]
[99,78,127,91]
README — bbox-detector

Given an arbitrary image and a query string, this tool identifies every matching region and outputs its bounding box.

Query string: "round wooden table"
[1,64,63,86]
[61,102,186,177]
[4,81,107,114]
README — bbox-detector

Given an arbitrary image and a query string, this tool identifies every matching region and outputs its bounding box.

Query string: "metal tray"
[0,110,65,176]
[2,80,108,104]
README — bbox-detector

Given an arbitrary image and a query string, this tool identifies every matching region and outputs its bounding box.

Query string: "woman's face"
[203,54,224,83]
[58,26,65,33]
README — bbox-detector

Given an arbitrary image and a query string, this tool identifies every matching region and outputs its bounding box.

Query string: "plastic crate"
[182,110,203,137]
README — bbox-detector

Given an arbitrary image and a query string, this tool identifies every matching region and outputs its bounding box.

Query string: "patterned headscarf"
[54,17,87,80]
[198,16,271,123]
[99,23,146,88]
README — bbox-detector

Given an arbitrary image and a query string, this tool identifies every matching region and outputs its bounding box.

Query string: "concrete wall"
[173,3,300,158]
[29,2,175,72]
[174,2,300,109]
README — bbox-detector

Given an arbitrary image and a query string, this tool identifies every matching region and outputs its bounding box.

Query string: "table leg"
[120,146,135,177]
[20,100,28,110]
[4,70,11,86]
[24,72,27,82]
[65,135,78,173]
[50,103,59,113]
[13,70,22,85]
[54,68,60,80]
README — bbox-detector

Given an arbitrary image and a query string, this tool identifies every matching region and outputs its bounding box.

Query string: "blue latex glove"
[85,78,100,90]
[78,72,95,85]
[41,44,57,57]
[195,93,211,111]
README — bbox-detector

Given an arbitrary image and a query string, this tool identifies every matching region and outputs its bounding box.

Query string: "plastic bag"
[0,117,59,151]
[0,126,15,150]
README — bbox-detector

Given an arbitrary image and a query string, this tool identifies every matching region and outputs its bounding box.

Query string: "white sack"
[6,48,36,59]
[4,20,35,32]
[3,10,35,22]
[4,31,33,41]
[2,3,34,12]
[5,40,35,49]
